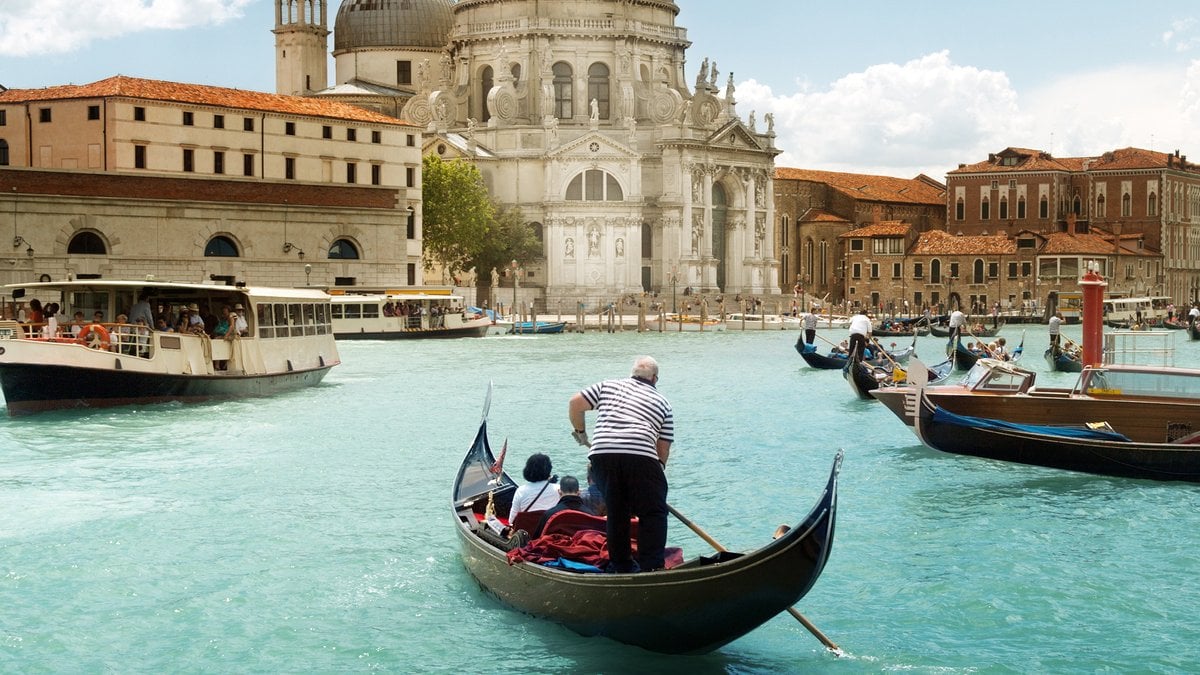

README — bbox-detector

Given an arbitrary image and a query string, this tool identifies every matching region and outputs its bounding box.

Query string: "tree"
[468,205,543,307]
[421,154,493,275]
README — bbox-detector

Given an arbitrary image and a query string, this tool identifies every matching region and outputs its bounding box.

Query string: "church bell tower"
[274,0,329,95]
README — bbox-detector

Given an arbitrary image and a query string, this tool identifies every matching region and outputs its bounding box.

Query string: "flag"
[490,438,508,475]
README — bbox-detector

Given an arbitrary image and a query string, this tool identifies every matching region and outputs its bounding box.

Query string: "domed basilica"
[275,0,781,307]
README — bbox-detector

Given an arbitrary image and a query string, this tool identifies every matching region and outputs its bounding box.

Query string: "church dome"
[333,0,454,52]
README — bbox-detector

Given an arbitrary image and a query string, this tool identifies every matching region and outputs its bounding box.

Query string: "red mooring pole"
[1079,265,1107,367]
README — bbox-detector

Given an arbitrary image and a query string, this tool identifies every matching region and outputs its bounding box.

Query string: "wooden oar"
[666,503,841,653]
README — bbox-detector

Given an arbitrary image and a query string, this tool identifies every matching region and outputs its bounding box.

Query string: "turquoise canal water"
[3,326,1199,672]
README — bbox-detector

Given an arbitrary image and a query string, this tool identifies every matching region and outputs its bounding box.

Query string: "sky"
[2,0,1200,180]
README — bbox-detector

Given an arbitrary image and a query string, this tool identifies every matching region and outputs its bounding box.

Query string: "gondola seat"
[541,511,638,538]
[508,510,546,535]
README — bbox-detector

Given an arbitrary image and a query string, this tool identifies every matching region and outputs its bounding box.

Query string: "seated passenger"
[232,303,249,336]
[186,303,206,334]
[531,475,595,538]
[581,462,607,517]
[70,311,87,337]
[112,313,133,353]
[507,453,560,524]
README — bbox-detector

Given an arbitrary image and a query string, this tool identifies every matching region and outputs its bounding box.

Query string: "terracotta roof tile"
[799,208,850,223]
[1040,231,1157,256]
[840,221,911,237]
[950,145,1198,175]
[0,75,412,126]
[775,167,945,205]
[910,230,1015,255]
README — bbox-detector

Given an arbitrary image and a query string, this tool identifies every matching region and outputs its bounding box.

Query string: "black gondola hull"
[453,418,840,654]
[914,391,1200,482]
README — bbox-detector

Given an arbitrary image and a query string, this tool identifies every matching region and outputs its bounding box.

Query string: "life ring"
[77,323,111,350]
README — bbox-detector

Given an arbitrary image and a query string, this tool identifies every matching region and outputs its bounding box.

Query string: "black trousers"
[804,328,816,345]
[590,453,668,571]
[848,333,869,361]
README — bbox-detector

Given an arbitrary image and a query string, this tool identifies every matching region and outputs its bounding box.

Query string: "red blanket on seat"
[507,530,614,567]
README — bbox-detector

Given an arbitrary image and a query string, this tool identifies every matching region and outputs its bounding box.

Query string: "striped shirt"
[581,377,674,460]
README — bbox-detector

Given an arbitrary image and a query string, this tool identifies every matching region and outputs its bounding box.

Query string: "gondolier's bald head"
[632,356,659,381]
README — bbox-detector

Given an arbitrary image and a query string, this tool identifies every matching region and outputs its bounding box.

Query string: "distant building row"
[776,146,1200,313]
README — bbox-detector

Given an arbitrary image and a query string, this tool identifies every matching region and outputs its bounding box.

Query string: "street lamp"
[304,263,312,287]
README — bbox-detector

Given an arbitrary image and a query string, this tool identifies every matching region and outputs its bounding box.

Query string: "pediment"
[547,131,639,160]
[708,121,763,150]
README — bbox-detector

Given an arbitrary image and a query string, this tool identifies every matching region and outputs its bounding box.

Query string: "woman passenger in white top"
[508,453,560,522]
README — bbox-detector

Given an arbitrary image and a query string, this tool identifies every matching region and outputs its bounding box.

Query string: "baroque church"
[275,0,782,308]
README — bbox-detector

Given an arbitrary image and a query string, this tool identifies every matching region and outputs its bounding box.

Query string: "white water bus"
[329,290,492,339]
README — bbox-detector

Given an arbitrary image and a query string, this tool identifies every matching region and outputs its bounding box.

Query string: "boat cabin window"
[254,301,330,338]
[1084,369,1200,400]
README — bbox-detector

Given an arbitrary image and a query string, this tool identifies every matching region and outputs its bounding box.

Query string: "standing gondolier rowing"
[1049,311,1063,350]
[847,309,872,362]
[569,356,673,573]
[802,308,819,346]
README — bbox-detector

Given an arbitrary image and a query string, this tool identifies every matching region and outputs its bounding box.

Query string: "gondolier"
[1049,311,1063,348]
[847,309,872,361]
[948,308,966,340]
[569,356,674,573]
[802,309,819,345]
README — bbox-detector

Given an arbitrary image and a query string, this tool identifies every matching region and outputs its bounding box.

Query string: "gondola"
[1044,345,1083,372]
[929,323,951,338]
[948,336,980,371]
[452,391,841,654]
[912,388,1200,483]
[795,335,914,369]
[845,348,950,400]
[874,325,930,337]
[511,320,567,334]
[1190,322,1200,341]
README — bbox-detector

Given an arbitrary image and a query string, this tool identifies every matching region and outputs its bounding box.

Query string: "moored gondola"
[912,388,1200,482]
[452,390,842,654]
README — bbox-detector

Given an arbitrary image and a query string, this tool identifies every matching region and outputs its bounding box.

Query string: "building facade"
[773,168,947,304]
[303,0,781,310]
[0,76,423,289]
[946,146,1193,303]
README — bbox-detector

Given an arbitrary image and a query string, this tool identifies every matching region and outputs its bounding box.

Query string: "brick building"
[946,146,1196,303]
[0,75,423,289]
[774,168,946,303]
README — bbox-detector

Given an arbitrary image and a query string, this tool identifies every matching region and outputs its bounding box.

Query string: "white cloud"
[1162,17,1200,53]
[737,50,1200,181]
[0,0,252,57]
[737,51,1027,180]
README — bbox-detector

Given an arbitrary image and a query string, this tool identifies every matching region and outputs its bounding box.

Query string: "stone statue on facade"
[765,112,775,135]
[725,73,735,100]
[565,237,575,258]
[590,98,599,122]
[696,58,709,89]
[466,117,477,139]
[710,60,719,88]
[587,225,601,257]
[747,110,756,132]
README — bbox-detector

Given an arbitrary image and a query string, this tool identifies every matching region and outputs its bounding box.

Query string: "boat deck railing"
[1103,331,1175,367]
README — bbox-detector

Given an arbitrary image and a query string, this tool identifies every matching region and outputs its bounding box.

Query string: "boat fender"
[77,323,111,350]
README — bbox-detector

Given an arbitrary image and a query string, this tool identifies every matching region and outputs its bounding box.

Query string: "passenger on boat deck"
[187,303,206,334]
[92,310,104,324]
[44,303,60,337]
[70,311,86,337]
[27,298,44,326]
[155,318,173,332]
[113,314,134,353]
[382,301,396,317]
[569,355,674,573]
[531,475,594,538]
[215,305,234,338]
[507,453,560,524]
[232,304,249,336]
[129,292,154,328]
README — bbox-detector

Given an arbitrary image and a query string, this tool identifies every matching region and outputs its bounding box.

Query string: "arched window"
[955,198,964,220]
[1122,192,1132,217]
[999,196,1008,220]
[529,222,544,243]
[328,238,359,259]
[930,258,942,284]
[510,64,521,87]
[1039,196,1049,218]
[480,66,494,123]
[1096,194,1106,217]
[980,196,990,220]
[0,139,8,166]
[204,235,239,257]
[973,258,985,284]
[1017,196,1026,219]
[1149,191,1158,216]
[553,62,573,119]
[1073,195,1082,215]
[641,222,653,258]
[67,231,106,255]
[565,169,623,201]
[587,62,610,119]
